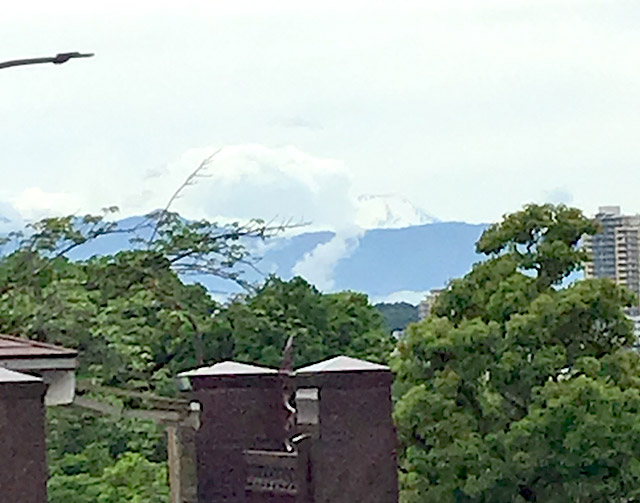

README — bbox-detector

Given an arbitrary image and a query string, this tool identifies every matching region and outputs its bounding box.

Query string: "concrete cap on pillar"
[178,361,278,378]
[296,356,392,388]
[177,361,279,391]
[0,367,46,399]
[0,367,43,383]
[296,356,389,373]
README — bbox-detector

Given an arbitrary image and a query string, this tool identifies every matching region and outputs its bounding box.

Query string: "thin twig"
[148,147,224,247]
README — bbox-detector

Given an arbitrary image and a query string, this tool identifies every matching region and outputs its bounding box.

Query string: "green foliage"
[48,451,169,503]
[143,210,284,286]
[95,452,170,503]
[47,407,167,503]
[215,276,394,368]
[393,203,640,503]
[504,376,640,502]
[0,248,221,393]
[375,302,419,332]
[476,203,599,289]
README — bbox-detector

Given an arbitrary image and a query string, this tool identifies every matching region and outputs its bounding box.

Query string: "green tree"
[95,452,169,503]
[393,203,640,503]
[0,210,287,390]
[216,276,394,368]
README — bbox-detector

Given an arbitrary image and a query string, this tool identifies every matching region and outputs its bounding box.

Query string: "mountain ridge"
[1,213,490,304]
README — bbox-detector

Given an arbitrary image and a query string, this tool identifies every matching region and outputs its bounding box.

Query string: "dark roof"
[0,335,77,359]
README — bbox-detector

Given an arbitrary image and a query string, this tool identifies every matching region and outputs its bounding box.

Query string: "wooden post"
[166,419,199,503]
[167,424,181,503]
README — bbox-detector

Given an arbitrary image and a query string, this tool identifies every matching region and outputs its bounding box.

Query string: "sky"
[3,0,640,232]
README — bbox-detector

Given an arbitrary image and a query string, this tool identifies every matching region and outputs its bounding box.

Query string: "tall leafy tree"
[216,276,394,368]
[393,203,640,503]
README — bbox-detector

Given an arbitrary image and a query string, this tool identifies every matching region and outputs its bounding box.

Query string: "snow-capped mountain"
[355,194,437,229]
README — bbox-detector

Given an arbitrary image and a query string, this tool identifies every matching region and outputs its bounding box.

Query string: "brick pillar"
[296,356,399,503]
[0,368,48,503]
[179,361,285,503]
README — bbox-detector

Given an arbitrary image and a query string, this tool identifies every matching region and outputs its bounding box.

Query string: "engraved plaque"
[244,450,298,495]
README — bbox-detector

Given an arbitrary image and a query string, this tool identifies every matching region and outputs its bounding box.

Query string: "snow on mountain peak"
[355,194,437,229]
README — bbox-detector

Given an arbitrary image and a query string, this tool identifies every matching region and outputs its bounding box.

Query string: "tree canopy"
[393,203,640,503]
[222,275,393,367]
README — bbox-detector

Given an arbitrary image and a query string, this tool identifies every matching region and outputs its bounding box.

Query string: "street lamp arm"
[0,52,94,70]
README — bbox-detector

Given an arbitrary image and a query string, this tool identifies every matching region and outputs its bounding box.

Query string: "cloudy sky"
[3,0,640,231]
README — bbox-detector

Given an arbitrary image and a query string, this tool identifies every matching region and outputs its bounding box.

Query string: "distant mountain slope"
[331,222,487,296]
[375,302,420,332]
[244,221,488,301]
[3,215,489,302]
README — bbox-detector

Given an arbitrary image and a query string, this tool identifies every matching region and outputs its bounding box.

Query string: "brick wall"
[0,380,48,503]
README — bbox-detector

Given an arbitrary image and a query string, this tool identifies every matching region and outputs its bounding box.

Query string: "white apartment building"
[418,288,445,321]
[584,206,640,301]
[584,206,640,346]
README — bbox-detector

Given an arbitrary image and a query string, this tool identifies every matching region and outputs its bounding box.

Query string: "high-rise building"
[418,288,444,321]
[584,206,640,302]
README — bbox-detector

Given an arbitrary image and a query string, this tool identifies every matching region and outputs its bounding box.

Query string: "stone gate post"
[296,356,398,503]
[0,368,48,503]
[179,361,285,503]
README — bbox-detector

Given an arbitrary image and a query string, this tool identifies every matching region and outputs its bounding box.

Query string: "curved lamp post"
[0,52,94,70]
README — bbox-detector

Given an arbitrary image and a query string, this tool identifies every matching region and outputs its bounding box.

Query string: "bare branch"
[148,147,224,246]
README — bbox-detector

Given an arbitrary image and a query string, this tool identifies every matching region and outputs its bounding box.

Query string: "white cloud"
[129,144,439,291]
[544,187,574,205]
[11,187,83,221]
[134,144,358,231]
[121,144,438,292]
[126,144,437,230]
[292,227,364,291]
[4,1,640,226]
[371,290,430,305]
